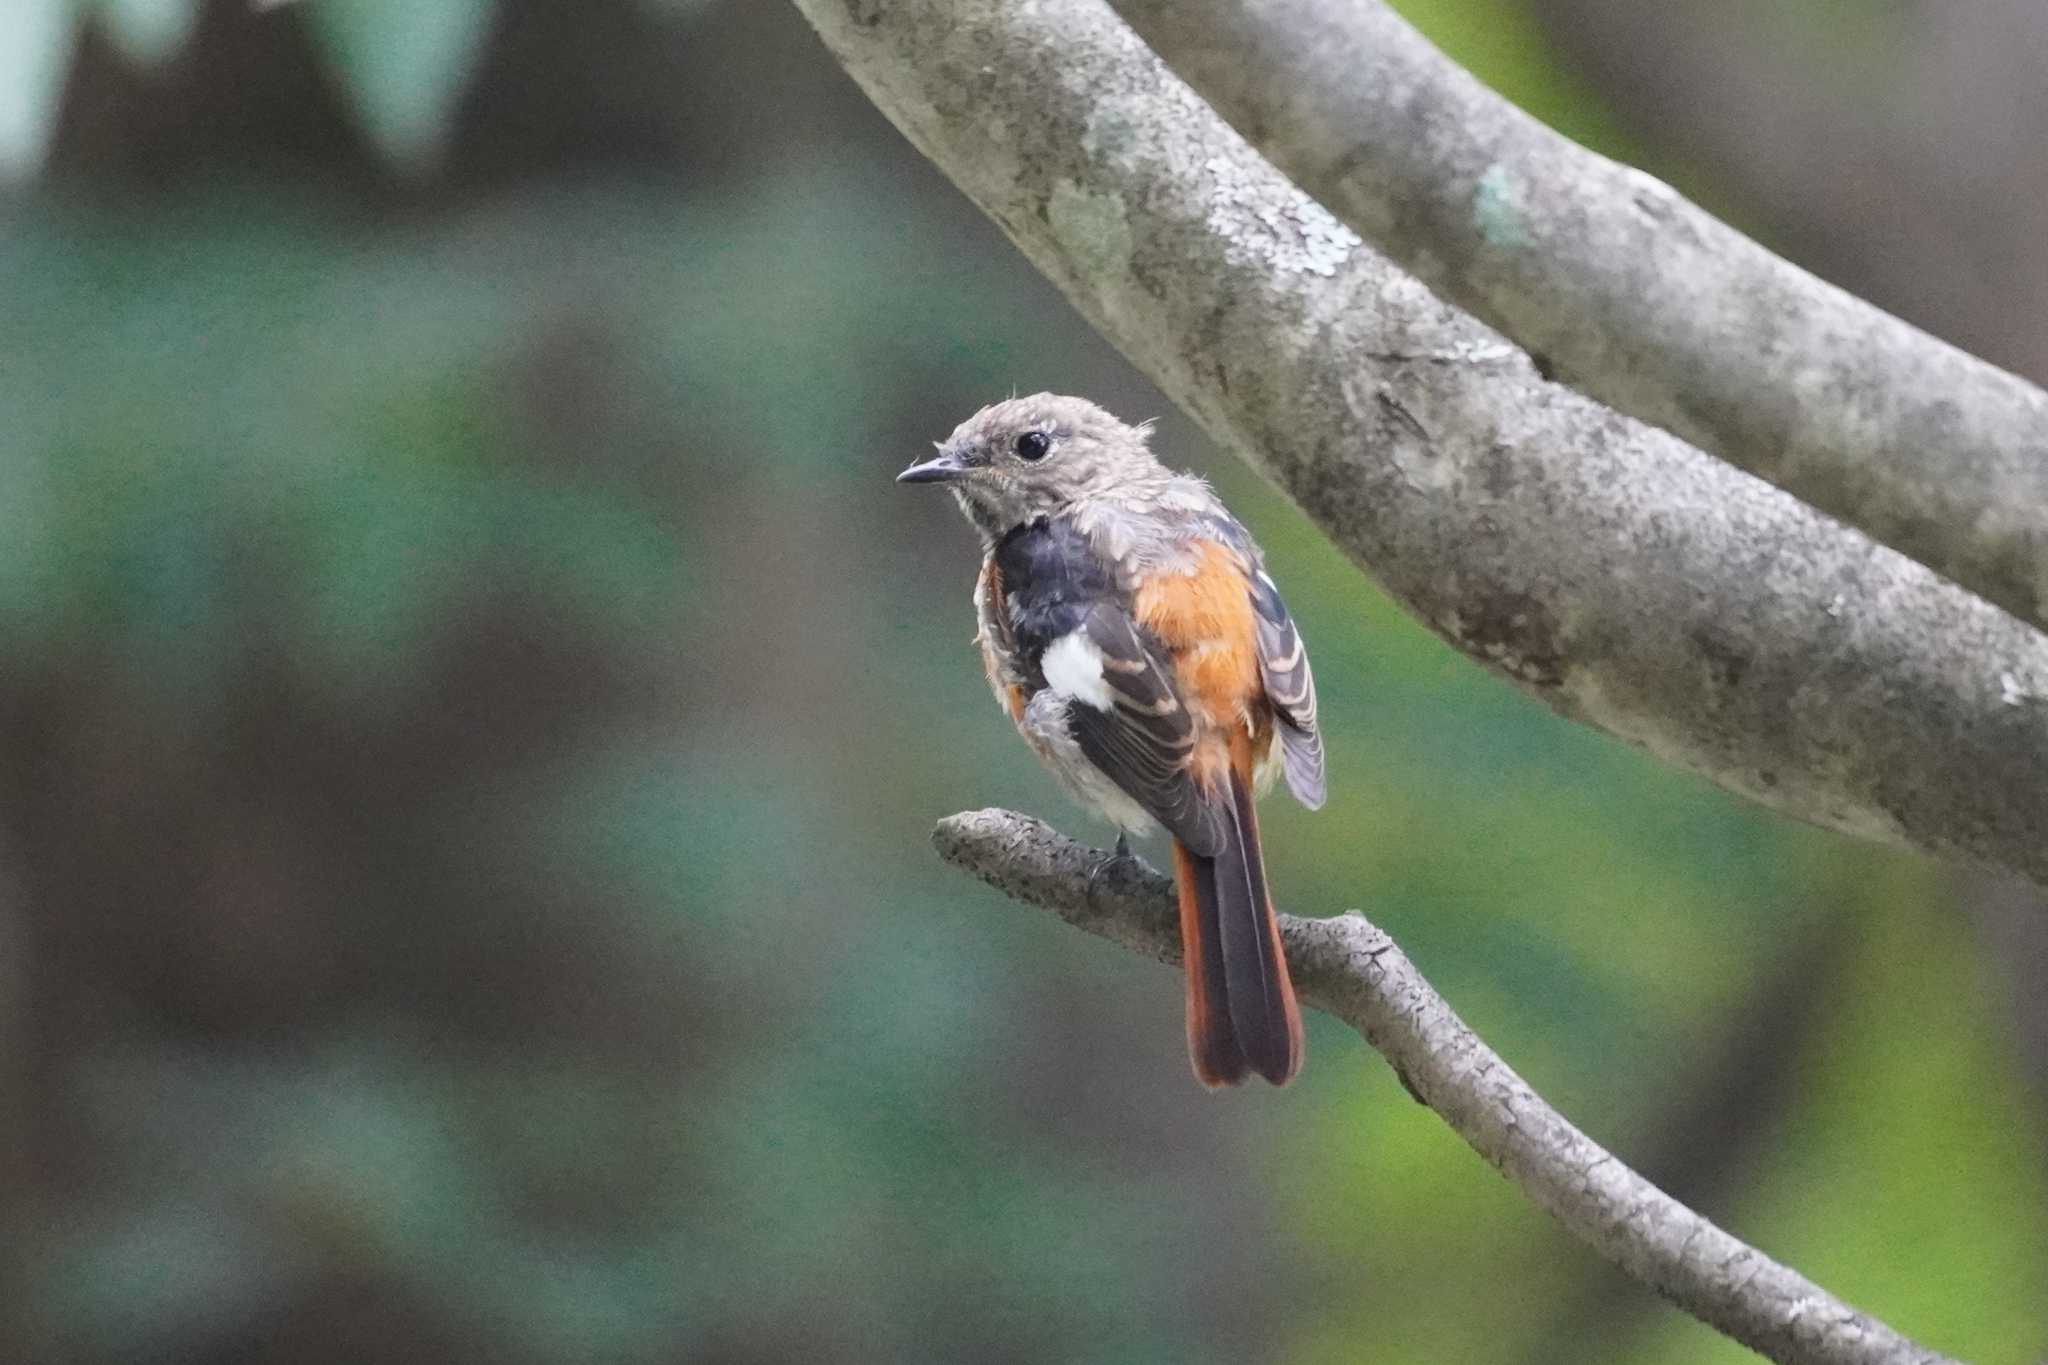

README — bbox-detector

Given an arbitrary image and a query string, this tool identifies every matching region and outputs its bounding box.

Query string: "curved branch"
[934,808,1958,1365]
[1107,0,2048,634]
[791,0,2048,892]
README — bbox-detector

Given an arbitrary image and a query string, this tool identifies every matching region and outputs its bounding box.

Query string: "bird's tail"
[1172,766,1304,1087]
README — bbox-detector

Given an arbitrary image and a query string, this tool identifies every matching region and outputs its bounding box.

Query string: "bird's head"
[897,393,1164,539]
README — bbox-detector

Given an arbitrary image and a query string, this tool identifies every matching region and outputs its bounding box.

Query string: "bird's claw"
[1087,833,1138,908]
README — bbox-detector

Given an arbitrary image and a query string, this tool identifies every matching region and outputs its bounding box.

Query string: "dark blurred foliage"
[0,2,2042,1362]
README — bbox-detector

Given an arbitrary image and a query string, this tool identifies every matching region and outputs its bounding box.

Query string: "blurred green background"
[1,1,2044,1362]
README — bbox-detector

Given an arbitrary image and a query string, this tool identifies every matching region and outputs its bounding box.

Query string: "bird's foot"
[1087,833,1139,908]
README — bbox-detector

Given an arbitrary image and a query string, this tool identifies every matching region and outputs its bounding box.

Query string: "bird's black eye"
[1013,430,1051,461]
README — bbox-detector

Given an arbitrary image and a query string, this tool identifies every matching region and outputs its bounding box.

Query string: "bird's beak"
[896,448,969,485]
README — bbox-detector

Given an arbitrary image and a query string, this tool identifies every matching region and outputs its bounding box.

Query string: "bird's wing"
[1246,564,1327,811]
[1056,601,1229,856]
[975,555,1030,722]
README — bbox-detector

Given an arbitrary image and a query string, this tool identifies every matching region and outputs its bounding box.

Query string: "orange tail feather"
[1175,839,1249,1087]
[1172,772,1303,1087]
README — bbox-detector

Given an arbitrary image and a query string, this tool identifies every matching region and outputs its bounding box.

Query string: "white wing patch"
[1041,630,1114,710]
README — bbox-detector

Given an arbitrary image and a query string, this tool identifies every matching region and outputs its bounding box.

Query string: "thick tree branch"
[1108,0,2048,634]
[792,0,2048,893]
[934,808,1957,1365]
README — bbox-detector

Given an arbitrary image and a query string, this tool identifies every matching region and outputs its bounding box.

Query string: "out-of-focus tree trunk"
[1528,0,2048,381]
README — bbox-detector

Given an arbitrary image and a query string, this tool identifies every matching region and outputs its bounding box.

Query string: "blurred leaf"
[268,1061,482,1267]
[290,462,486,699]
[0,0,78,180]
[302,0,497,169]
[95,0,199,66]
[538,741,821,938]
[36,1200,289,1360]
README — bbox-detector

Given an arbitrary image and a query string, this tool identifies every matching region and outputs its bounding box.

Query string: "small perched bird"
[899,395,1326,1086]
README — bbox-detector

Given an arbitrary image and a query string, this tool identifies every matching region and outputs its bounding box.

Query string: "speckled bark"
[791,0,2048,892]
[934,809,1958,1365]
[1109,0,2048,634]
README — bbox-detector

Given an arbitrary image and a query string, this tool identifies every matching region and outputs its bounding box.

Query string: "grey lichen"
[1201,155,1363,277]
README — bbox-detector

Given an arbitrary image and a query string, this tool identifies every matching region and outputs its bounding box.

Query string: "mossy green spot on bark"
[1473,164,1529,250]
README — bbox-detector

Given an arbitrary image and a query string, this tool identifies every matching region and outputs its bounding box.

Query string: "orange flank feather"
[1133,542,1262,728]
[975,558,1031,723]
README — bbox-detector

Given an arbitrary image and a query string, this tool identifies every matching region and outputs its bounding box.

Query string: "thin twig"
[933,808,1959,1365]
